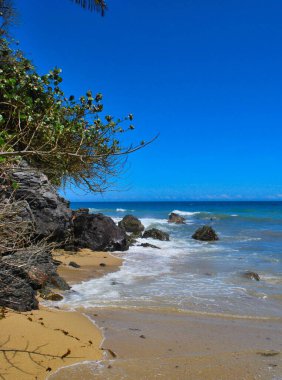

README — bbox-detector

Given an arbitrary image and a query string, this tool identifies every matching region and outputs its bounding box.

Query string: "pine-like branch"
[71,0,107,15]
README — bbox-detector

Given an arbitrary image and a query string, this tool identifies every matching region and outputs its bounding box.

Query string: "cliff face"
[6,161,73,244]
[0,162,128,311]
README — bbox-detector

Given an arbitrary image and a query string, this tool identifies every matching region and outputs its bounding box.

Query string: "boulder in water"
[168,212,185,224]
[142,228,169,241]
[192,225,219,241]
[242,271,260,281]
[118,215,145,234]
[73,213,129,252]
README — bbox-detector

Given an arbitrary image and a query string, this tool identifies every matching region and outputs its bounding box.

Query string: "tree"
[0,0,15,35]
[0,39,156,192]
[71,0,107,15]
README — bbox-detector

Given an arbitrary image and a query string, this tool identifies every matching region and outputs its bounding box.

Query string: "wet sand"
[50,308,282,380]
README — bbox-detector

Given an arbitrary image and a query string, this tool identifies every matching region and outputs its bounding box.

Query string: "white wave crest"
[171,210,203,217]
[89,208,102,213]
[116,208,135,212]
[140,218,168,228]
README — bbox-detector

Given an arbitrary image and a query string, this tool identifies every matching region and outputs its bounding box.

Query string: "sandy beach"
[2,246,282,380]
[54,248,123,285]
[51,307,282,380]
[0,249,122,380]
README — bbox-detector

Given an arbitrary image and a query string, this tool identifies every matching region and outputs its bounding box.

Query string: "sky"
[12,0,282,201]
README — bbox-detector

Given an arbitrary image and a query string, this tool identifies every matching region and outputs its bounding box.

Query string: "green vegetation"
[0,0,154,192]
[70,0,107,15]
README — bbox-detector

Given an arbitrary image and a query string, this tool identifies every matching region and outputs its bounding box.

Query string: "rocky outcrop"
[168,212,185,224]
[142,228,170,241]
[242,271,260,281]
[73,213,129,252]
[0,247,69,311]
[0,262,38,311]
[2,248,70,291]
[6,161,72,243]
[118,215,145,234]
[0,200,35,256]
[0,163,133,312]
[192,226,219,241]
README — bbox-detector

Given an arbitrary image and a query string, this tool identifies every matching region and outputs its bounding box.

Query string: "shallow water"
[61,201,282,318]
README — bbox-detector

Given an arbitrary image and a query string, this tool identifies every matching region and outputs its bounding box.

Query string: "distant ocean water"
[61,201,282,318]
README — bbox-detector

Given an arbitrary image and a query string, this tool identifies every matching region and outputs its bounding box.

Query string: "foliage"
[0,38,153,191]
[0,0,15,36]
[71,0,107,15]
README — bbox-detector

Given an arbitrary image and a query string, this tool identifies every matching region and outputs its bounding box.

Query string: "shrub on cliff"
[0,38,155,192]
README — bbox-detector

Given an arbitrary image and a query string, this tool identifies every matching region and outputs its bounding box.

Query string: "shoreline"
[49,306,282,380]
[2,245,282,380]
[0,249,123,380]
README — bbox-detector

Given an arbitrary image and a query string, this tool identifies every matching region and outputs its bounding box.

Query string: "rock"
[118,215,145,234]
[138,243,161,249]
[242,271,260,281]
[0,262,38,311]
[43,292,63,301]
[0,200,35,256]
[127,232,142,247]
[73,213,128,252]
[49,275,70,291]
[69,261,80,268]
[142,228,169,241]
[73,208,89,218]
[2,248,70,291]
[192,225,219,241]
[168,212,185,224]
[6,161,72,243]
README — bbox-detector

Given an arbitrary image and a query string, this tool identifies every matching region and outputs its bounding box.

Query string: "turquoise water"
[62,202,282,318]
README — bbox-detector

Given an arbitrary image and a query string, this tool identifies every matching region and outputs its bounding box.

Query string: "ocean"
[61,201,282,318]
[49,201,282,380]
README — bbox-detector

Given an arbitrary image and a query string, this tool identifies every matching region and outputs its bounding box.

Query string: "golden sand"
[54,248,123,284]
[0,249,123,380]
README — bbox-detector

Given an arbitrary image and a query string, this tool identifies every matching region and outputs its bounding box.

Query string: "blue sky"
[13,0,282,201]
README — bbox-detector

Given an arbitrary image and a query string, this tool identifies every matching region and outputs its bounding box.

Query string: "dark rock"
[118,215,144,234]
[2,248,70,291]
[142,228,169,241]
[192,225,219,241]
[127,232,142,247]
[73,208,89,217]
[242,271,260,281]
[63,245,78,253]
[6,162,72,243]
[73,213,128,252]
[69,261,80,268]
[138,243,161,249]
[53,259,63,266]
[99,263,106,267]
[49,274,70,291]
[168,212,185,224]
[0,262,38,311]
[43,292,63,301]
[0,200,35,256]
